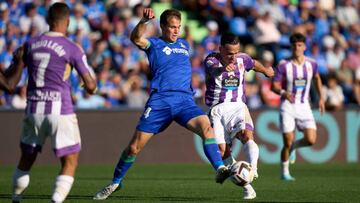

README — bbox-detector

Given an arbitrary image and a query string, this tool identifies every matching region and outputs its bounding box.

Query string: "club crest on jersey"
[236,58,244,70]
[206,59,214,66]
[162,46,172,55]
[222,75,240,90]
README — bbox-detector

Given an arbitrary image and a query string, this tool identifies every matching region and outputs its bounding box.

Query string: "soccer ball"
[229,161,254,186]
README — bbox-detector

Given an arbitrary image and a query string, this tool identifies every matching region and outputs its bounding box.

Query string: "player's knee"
[61,154,79,172]
[307,137,316,146]
[202,125,213,139]
[237,130,253,144]
[284,141,292,148]
[128,145,141,155]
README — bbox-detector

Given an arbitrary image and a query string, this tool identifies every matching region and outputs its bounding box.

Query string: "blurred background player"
[93,8,228,200]
[204,33,274,199]
[271,33,325,181]
[11,3,96,203]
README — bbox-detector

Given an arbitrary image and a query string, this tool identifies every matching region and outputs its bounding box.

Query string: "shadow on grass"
[0,193,217,202]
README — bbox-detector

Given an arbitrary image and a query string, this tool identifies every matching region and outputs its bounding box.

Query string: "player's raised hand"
[143,8,155,21]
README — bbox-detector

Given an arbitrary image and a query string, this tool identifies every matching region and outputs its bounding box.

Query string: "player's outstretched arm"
[253,60,274,78]
[313,73,325,114]
[130,8,154,49]
[1,46,25,93]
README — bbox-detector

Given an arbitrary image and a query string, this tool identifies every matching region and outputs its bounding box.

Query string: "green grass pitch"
[1,163,359,202]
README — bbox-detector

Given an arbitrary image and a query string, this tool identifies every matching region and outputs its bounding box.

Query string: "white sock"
[243,140,259,171]
[243,183,254,191]
[281,160,290,175]
[51,175,74,203]
[12,168,30,202]
[223,156,236,168]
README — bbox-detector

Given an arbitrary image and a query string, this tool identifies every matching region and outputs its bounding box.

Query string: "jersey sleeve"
[312,60,318,74]
[273,61,285,82]
[143,37,156,53]
[240,53,255,71]
[71,44,93,77]
[204,53,221,77]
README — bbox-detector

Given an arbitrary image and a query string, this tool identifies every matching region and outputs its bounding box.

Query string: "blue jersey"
[144,37,193,95]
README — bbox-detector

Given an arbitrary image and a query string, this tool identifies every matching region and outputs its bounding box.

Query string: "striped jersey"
[24,32,92,115]
[273,57,318,104]
[205,52,254,107]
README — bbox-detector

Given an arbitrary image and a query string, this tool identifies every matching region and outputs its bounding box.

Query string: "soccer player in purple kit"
[271,33,325,181]
[93,8,228,200]
[11,3,96,203]
[204,33,274,199]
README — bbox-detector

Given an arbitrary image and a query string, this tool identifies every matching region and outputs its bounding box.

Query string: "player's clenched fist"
[143,8,155,21]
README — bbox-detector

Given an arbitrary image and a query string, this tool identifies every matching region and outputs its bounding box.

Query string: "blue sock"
[112,151,136,184]
[203,138,224,170]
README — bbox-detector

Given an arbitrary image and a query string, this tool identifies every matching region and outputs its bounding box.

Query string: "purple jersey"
[24,32,92,115]
[205,52,255,107]
[274,57,318,104]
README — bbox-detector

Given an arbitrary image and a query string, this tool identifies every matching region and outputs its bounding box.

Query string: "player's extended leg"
[281,132,296,181]
[93,130,153,200]
[50,152,79,203]
[187,115,229,183]
[220,144,236,167]
[12,150,38,203]
[236,129,259,179]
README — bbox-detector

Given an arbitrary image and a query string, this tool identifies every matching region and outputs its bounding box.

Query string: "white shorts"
[20,114,81,157]
[209,102,254,145]
[280,100,316,133]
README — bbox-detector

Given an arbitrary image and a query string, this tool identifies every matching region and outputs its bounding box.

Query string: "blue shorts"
[136,92,205,134]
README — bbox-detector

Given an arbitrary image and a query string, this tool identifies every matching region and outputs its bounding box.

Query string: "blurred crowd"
[0,0,359,111]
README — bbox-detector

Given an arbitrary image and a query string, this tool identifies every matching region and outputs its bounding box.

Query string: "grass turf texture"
[1,163,359,202]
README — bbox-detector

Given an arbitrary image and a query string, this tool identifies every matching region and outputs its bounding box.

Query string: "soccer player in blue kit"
[93,8,229,200]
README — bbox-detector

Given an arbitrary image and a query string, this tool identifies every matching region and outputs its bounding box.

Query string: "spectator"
[322,74,344,111]
[336,0,359,29]
[19,3,47,34]
[76,91,107,109]
[123,74,148,108]
[0,40,17,71]
[68,3,91,35]
[89,39,112,73]
[84,0,107,31]
[202,20,220,55]
[254,11,281,59]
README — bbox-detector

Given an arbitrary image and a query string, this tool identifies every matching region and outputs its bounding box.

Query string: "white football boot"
[243,184,256,200]
[93,182,120,200]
